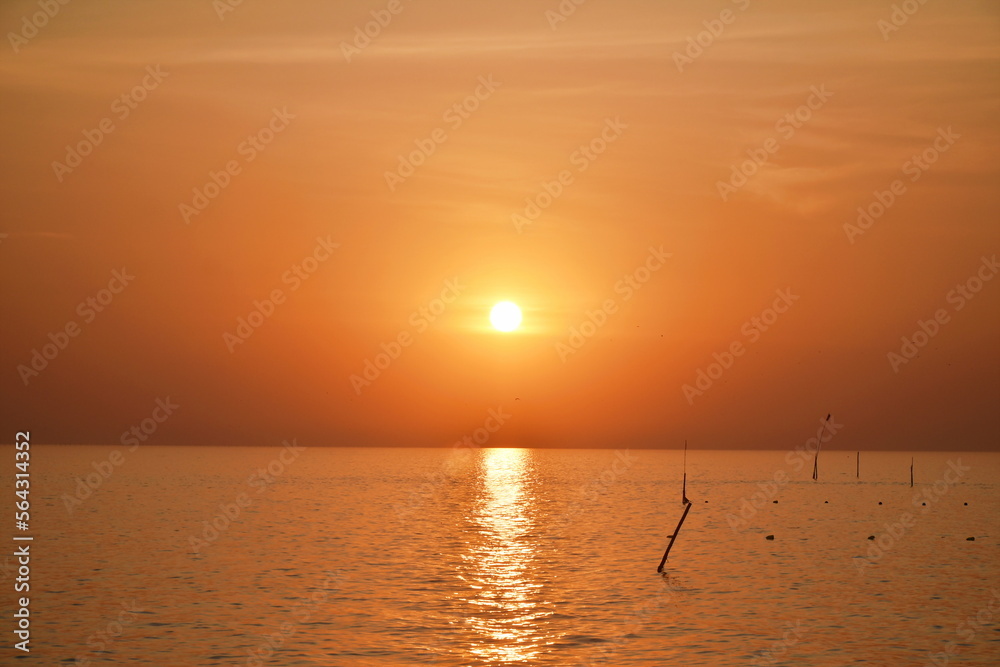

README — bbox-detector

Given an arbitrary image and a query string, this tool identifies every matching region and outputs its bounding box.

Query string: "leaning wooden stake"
[910,457,914,488]
[681,440,690,504]
[657,502,693,573]
[856,451,860,479]
[812,413,831,481]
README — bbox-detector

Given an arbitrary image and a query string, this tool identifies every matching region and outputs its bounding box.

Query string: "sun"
[489,301,522,332]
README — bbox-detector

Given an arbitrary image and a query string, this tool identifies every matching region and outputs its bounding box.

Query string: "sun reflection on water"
[460,447,550,664]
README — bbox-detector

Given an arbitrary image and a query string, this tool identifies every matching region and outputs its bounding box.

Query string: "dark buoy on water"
[867,535,875,540]
[773,500,778,504]
[765,535,774,540]
[824,500,829,504]
[967,537,975,541]
[964,502,969,506]
[878,502,882,505]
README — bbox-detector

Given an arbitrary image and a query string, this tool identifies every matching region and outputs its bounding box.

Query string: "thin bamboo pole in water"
[682,440,689,504]
[813,414,831,481]
[657,502,693,573]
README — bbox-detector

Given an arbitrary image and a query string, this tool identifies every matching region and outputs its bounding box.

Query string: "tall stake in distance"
[682,439,689,505]
[658,440,693,573]
[813,414,831,481]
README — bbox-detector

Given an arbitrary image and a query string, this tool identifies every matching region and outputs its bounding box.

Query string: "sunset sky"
[1,0,997,450]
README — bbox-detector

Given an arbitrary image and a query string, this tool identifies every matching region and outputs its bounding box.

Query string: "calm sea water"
[5,446,999,665]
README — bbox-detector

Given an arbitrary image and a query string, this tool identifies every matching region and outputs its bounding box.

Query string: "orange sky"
[1,0,997,450]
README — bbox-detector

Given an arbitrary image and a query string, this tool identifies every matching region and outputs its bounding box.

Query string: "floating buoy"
[967,537,975,541]
[824,500,829,504]
[878,502,882,505]
[922,502,926,506]
[964,502,968,506]
[772,500,778,504]
[867,535,875,540]
[765,535,774,540]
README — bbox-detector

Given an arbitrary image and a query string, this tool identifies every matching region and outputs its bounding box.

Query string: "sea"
[5,445,999,666]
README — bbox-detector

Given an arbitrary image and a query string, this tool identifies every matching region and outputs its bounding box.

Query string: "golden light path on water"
[461,447,550,664]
